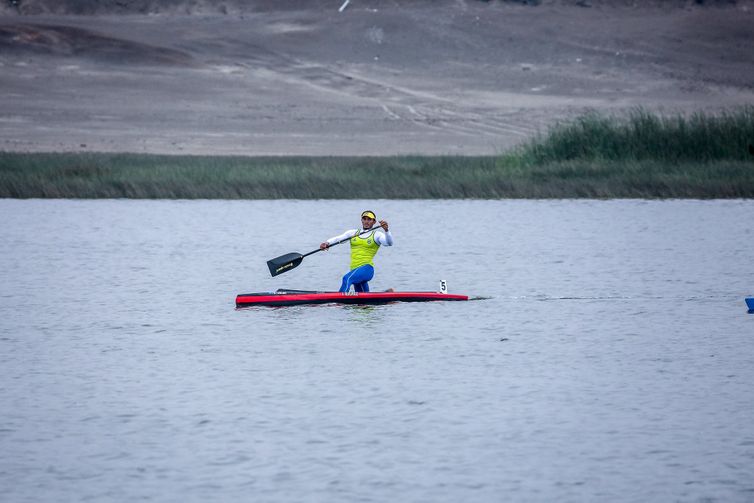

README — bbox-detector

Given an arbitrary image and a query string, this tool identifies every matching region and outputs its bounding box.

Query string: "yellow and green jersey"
[349,230,381,270]
[324,227,394,271]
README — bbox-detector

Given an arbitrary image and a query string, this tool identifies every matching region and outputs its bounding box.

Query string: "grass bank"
[1,109,753,199]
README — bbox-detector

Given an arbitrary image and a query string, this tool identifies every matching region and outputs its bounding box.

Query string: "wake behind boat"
[236,289,469,308]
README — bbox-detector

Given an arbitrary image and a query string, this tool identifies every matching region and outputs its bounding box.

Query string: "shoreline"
[2,151,752,199]
[3,109,752,199]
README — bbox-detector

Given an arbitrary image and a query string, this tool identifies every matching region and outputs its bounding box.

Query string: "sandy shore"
[1,1,752,155]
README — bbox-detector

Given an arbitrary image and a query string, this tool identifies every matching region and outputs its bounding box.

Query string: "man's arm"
[374,220,393,246]
[320,229,357,250]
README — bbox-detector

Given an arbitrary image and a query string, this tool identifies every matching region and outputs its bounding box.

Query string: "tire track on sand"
[227,42,534,141]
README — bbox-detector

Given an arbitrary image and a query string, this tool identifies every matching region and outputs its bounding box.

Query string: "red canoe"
[236,289,469,307]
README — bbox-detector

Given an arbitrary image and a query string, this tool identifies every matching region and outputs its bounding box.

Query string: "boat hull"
[236,290,469,307]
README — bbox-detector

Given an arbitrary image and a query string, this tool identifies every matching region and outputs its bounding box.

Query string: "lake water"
[1,199,753,502]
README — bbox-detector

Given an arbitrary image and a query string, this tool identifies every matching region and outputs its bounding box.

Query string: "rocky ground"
[0,0,752,155]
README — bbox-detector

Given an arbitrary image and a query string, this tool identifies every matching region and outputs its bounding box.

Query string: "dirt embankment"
[5,0,334,15]
[0,0,752,155]
[0,0,748,15]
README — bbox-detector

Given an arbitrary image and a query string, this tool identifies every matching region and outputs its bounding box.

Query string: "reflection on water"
[1,199,753,502]
[342,304,388,326]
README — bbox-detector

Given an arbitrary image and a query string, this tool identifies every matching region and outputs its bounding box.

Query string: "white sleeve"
[374,230,393,246]
[326,229,357,245]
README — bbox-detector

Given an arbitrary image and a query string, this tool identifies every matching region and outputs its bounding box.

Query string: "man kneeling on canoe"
[320,210,393,293]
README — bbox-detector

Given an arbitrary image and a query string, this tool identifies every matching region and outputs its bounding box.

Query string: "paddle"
[266,225,384,277]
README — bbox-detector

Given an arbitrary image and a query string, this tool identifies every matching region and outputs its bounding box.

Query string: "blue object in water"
[747,298,754,313]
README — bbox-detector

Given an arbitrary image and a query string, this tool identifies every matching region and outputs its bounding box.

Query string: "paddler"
[320,210,393,293]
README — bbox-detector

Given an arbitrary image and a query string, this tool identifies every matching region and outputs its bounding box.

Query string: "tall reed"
[519,107,754,164]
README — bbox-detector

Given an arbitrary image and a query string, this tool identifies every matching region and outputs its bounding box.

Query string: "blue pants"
[339,264,374,293]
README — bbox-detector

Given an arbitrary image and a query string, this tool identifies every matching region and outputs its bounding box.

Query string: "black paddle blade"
[267,252,304,277]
